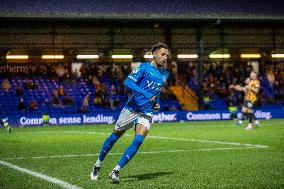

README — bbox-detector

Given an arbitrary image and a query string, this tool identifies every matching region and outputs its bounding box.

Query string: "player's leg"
[236,111,243,126]
[95,130,125,164]
[90,130,125,181]
[254,117,260,127]
[240,107,248,125]
[245,108,254,130]
[235,106,247,126]
[252,103,259,126]
[251,112,259,127]
[91,108,138,181]
[253,101,260,126]
[109,116,150,183]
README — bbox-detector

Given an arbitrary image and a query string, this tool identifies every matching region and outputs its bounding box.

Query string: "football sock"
[118,134,144,168]
[98,133,120,162]
[95,159,102,167]
[255,119,259,125]
[248,113,253,123]
[252,113,256,121]
[113,165,121,171]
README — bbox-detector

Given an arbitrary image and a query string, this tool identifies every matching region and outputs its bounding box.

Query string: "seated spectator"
[102,96,110,109]
[160,87,169,100]
[160,86,176,100]
[163,103,170,111]
[109,84,117,96]
[58,85,66,97]
[52,96,61,107]
[16,86,23,97]
[114,97,120,108]
[30,99,39,110]
[18,97,26,112]
[63,95,74,106]
[24,79,31,90]
[44,97,50,106]
[78,94,89,113]
[100,83,107,96]
[1,79,11,92]
[110,97,120,110]
[52,91,62,107]
[94,94,103,106]
[30,80,38,90]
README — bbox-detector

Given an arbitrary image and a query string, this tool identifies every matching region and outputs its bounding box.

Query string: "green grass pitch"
[0,119,283,189]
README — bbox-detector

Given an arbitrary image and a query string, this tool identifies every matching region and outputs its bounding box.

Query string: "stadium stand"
[0,63,182,115]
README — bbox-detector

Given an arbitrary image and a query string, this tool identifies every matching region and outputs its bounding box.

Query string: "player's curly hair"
[151,42,170,54]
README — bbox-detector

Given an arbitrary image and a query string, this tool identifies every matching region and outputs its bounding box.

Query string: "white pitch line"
[62,131,269,148]
[0,160,83,189]
[2,146,263,160]
[146,136,269,148]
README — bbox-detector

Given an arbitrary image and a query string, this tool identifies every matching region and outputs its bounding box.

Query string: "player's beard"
[157,60,166,68]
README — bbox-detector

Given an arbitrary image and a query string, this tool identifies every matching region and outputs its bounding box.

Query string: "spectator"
[109,84,117,99]
[18,97,26,112]
[94,94,103,106]
[55,64,66,82]
[266,69,275,87]
[63,95,74,106]
[74,69,81,80]
[30,98,39,110]
[58,85,66,97]
[160,86,170,100]
[1,79,11,92]
[16,86,23,97]
[44,97,50,106]
[79,94,90,113]
[92,76,101,92]
[102,96,110,109]
[23,79,31,90]
[52,90,62,107]
[52,96,61,107]
[30,80,38,90]
[79,64,88,77]
[86,75,94,87]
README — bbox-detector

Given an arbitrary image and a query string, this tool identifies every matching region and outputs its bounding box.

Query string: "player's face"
[250,72,257,80]
[153,48,170,68]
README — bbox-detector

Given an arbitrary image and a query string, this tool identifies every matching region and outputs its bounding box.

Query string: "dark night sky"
[0,0,284,19]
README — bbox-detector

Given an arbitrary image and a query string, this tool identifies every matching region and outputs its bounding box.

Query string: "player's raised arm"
[230,84,245,92]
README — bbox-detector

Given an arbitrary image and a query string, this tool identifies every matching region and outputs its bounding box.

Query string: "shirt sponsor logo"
[147,80,162,91]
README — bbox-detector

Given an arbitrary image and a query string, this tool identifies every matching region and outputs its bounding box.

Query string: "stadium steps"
[170,86,198,110]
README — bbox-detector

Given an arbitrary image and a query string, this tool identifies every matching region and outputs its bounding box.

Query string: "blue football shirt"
[125,62,169,114]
